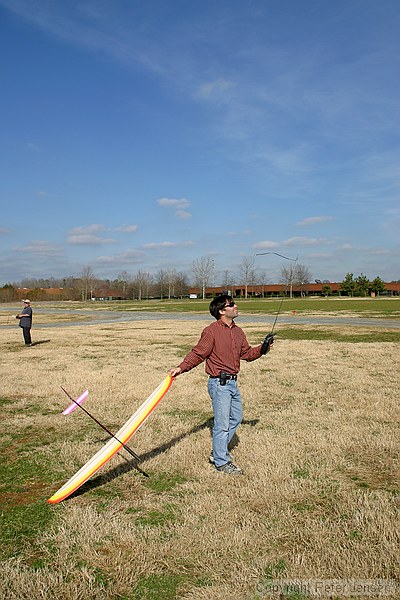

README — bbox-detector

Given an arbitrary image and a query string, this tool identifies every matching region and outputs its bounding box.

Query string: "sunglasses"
[224,301,236,308]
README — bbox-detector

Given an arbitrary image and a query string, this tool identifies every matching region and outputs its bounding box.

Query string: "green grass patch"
[292,467,310,479]
[75,562,111,588]
[0,500,54,559]
[35,297,400,318]
[171,343,195,355]
[90,485,125,511]
[262,558,287,579]
[143,471,188,494]
[131,573,186,600]
[0,395,17,406]
[292,501,315,512]
[0,452,54,492]
[2,342,26,353]
[0,422,91,455]
[252,327,400,343]
[0,422,69,559]
[194,575,213,588]
[5,400,59,416]
[0,450,57,558]
[134,503,177,527]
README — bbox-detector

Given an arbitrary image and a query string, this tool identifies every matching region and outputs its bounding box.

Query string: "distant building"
[188,282,400,298]
[91,288,124,301]
[11,281,400,301]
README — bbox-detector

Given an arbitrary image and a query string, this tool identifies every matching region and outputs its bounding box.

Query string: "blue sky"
[0,0,399,286]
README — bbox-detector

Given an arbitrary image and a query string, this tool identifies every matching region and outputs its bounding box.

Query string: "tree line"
[338,273,387,297]
[0,255,396,302]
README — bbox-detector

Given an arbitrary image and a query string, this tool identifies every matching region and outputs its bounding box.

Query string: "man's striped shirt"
[179,319,262,377]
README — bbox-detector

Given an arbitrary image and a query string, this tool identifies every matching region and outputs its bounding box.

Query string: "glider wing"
[48,374,173,504]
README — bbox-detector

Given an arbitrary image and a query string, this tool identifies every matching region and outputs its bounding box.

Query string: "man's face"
[221,299,238,318]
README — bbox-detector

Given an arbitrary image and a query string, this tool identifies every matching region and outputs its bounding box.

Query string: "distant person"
[169,295,274,475]
[16,299,33,346]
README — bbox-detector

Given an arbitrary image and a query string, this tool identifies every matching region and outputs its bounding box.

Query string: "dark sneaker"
[209,451,233,464]
[215,461,243,475]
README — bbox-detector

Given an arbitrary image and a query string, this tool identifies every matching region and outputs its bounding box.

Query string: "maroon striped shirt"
[179,319,262,377]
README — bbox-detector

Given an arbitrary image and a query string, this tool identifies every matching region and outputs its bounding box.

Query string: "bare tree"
[192,256,215,299]
[63,276,83,301]
[80,266,97,301]
[0,284,17,302]
[166,269,189,300]
[280,264,296,298]
[295,264,312,296]
[256,269,268,298]
[150,269,178,299]
[280,263,311,297]
[238,256,256,299]
[220,270,236,294]
[116,271,131,300]
[174,271,189,298]
[166,269,178,299]
[132,270,153,300]
[154,269,168,299]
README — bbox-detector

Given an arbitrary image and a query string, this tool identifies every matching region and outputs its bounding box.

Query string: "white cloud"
[67,234,115,245]
[13,240,63,256]
[297,216,334,226]
[175,210,191,220]
[67,223,114,246]
[157,197,190,209]
[143,240,193,250]
[69,224,106,235]
[253,240,280,250]
[284,237,332,247]
[157,197,192,219]
[0,227,11,234]
[254,237,333,250]
[258,144,315,175]
[307,252,333,259]
[67,223,138,244]
[114,224,138,233]
[196,78,234,100]
[95,249,143,265]
[365,248,392,256]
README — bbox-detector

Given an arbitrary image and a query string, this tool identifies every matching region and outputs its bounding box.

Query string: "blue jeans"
[208,377,243,467]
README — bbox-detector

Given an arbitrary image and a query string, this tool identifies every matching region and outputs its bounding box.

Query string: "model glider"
[48,374,174,504]
[60,386,143,466]
[62,389,88,415]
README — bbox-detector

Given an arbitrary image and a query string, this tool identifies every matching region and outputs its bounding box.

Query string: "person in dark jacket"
[16,299,33,346]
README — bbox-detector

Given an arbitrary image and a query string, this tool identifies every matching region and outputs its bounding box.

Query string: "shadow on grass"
[31,340,51,346]
[68,417,259,500]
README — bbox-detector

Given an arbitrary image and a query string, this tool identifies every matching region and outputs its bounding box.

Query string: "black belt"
[209,374,237,381]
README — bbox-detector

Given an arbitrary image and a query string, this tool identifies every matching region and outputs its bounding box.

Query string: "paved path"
[1,307,399,329]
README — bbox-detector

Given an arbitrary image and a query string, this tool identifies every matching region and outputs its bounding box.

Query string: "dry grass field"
[0,313,399,599]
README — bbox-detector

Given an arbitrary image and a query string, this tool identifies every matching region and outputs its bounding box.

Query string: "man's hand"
[169,367,182,378]
[261,333,274,355]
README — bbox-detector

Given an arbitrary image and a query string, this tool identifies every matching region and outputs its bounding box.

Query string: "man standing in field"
[169,295,273,475]
[16,299,33,346]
